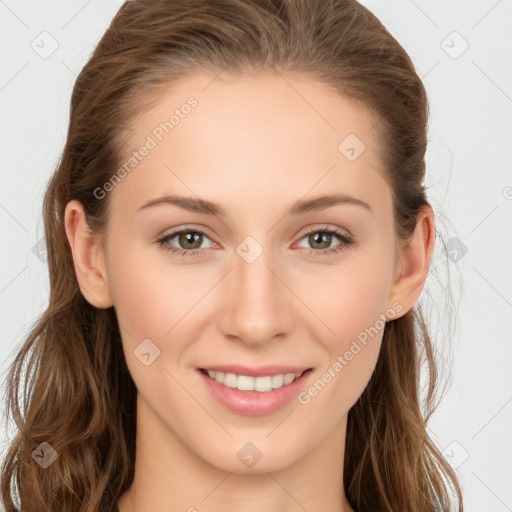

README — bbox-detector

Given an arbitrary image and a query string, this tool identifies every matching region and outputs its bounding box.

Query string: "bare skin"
[64,68,435,512]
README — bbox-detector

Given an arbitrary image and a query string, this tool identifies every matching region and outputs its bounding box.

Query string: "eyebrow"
[137,193,372,217]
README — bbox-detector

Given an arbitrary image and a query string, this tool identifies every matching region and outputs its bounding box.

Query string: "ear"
[385,204,436,319]
[64,199,113,309]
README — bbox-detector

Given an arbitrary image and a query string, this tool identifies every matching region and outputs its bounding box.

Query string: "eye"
[156,224,354,258]
[294,225,354,257]
[157,228,216,257]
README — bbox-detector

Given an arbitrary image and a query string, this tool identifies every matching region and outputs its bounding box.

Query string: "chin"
[199,440,299,475]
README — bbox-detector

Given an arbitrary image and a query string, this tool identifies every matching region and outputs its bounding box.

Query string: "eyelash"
[156,225,354,258]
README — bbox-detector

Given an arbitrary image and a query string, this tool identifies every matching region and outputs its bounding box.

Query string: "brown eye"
[307,231,334,250]
[296,226,355,257]
[157,228,215,257]
[177,231,203,250]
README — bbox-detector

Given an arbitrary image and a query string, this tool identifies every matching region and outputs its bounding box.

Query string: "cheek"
[296,247,392,404]
[298,284,386,419]
[107,249,200,403]
[305,250,393,341]
[106,243,189,345]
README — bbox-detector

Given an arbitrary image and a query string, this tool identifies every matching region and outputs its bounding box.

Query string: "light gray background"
[0,1,511,511]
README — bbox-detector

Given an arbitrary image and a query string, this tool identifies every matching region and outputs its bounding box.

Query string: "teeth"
[204,370,304,392]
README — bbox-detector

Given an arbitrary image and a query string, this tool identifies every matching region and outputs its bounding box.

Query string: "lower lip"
[197,369,313,416]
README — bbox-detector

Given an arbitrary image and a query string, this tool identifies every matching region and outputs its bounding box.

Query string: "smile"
[197,367,314,416]
[200,368,309,392]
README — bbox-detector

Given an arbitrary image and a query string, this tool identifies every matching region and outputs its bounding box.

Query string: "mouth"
[198,367,313,392]
[197,366,315,416]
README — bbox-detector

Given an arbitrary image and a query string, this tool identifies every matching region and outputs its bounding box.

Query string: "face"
[89,70,408,473]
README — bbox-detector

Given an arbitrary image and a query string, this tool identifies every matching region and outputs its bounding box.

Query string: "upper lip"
[199,365,312,377]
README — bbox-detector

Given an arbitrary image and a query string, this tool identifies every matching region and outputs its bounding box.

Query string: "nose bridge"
[220,234,291,344]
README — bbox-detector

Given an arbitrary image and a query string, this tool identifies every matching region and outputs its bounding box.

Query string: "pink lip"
[198,364,311,377]
[197,368,314,416]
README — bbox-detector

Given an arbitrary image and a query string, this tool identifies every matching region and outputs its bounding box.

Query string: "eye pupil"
[179,231,202,249]
[310,232,332,249]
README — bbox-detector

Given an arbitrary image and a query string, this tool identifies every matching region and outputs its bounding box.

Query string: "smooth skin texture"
[64,69,435,512]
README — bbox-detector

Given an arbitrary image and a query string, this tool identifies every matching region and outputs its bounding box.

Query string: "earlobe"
[386,205,436,319]
[64,199,114,309]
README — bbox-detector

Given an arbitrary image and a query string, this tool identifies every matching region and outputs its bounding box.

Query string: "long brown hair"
[0,0,463,510]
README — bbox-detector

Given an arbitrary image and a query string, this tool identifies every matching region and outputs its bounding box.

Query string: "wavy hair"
[1,0,463,510]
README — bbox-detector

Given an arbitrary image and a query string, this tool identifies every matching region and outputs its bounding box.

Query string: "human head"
[1,1,463,511]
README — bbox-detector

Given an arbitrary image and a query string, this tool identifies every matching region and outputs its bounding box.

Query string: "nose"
[218,240,293,348]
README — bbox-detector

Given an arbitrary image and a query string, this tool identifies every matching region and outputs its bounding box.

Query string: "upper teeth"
[206,370,303,392]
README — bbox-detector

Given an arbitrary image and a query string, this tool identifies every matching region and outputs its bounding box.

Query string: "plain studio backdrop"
[0,1,511,511]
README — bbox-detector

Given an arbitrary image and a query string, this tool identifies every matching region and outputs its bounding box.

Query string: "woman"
[0,0,464,510]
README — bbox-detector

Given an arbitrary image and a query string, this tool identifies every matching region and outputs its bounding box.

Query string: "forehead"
[110,70,390,220]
